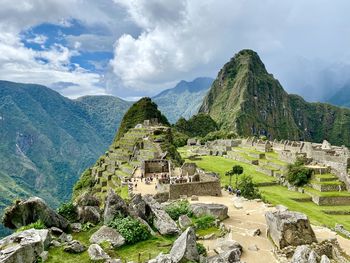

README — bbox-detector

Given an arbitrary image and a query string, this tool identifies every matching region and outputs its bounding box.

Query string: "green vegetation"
[108,216,150,244]
[114,97,169,142]
[165,200,193,220]
[238,175,261,199]
[57,201,77,222]
[72,169,94,199]
[287,162,312,186]
[194,215,215,230]
[174,113,218,138]
[16,220,45,232]
[196,242,207,257]
[225,165,243,188]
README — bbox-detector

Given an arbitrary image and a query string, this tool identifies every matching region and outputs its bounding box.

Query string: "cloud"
[111,0,350,100]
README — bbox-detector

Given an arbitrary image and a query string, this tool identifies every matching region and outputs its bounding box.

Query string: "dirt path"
[134,179,350,262]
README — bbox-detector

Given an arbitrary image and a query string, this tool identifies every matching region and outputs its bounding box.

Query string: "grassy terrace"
[178,147,350,231]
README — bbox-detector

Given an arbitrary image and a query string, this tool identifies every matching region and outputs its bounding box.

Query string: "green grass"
[314,173,338,180]
[179,151,276,185]
[310,180,343,186]
[196,227,222,237]
[260,185,350,230]
[304,187,350,197]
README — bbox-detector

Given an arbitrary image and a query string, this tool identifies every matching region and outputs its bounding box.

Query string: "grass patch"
[304,187,350,197]
[178,152,276,185]
[196,227,221,237]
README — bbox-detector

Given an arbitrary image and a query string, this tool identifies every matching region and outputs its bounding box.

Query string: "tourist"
[228,185,233,194]
[236,189,241,197]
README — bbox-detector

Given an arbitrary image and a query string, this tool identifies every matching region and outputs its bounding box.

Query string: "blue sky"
[0,0,350,100]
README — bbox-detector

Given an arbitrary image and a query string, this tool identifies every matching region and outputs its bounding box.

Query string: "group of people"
[227,185,241,197]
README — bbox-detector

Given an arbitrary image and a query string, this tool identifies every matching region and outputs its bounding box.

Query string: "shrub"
[287,164,312,187]
[81,222,95,232]
[196,242,207,256]
[17,220,45,232]
[195,215,215,230]
[108,216,150,244]
[238,175,261,199]
[165,200,193,220]
[57,201,77,221]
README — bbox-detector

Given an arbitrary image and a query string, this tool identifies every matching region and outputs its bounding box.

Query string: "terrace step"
[313,174,338,182]
[310,180,345,192]
[304,187,350,206]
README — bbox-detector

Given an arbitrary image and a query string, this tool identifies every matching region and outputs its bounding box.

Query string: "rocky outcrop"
[89,226,125,248]
[63,240,86,254]
[265,210,317,249]
[103,189,129,225]
[0,229,51,263]
[191,203,228,220]
[149,227,199,263]
[208,239,243,263]
[143,195,180,235]
[88,244,110,261]
[2,197,69,231]
[178,215,192,229]
[76,194,101,224]
[170,227,199,262]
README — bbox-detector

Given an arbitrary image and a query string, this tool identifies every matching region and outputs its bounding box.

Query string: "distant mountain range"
[200,49,350,146]
[153,77,213,123]
[327,84,350,108]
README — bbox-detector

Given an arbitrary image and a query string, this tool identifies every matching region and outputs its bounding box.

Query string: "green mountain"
[328,84,350,108]
[115,97,169,141]
[0,81,130,235]
[199,49,350,146]
[153,77,213,123]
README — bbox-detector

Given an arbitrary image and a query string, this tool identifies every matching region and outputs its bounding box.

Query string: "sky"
[0,0,350,101]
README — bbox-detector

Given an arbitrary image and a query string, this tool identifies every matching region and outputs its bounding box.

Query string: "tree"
[225,165,243,189]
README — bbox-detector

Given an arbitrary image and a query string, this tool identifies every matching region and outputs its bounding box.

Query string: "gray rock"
[191,203,228,220]
[149,253,174,263]
[217,240,242,253]
[265,210,317,249]
[50,240,61,247]
[207,248,242,263]
[76,193,100,207]
[50,227,63,235]
[0,229,51,263]
[178,215,192,229]
[170,227,199,263]
[291,245,311,263]
[89,226,125,248]
[143,195,180,235]
[88,244,110,261]
[275,205,288,212]
[63,240,86,254]
[104,189,128,225]
[2,197,69,231]
[203,233,216,240]
[320,255,331,263]
[58,233,72,243]
[191,195,199,201]
[71,223,82,233]
[40,251,49,262]
[308,250,318,263]
[106,259,122,263]
[77,205,101,224]
[249,228,261,236]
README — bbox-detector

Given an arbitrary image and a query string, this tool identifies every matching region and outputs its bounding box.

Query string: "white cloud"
[111,0,350,100]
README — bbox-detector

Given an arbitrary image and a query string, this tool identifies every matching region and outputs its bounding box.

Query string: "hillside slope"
[0,81,130,235]
[328,84,350,108]
[153,77,213,123]
[199,49,350,146]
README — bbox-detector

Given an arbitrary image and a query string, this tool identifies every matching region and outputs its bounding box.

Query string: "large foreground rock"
[76,194,101,224]
[265,210,317,249]
[88,244,110,261]
[103,189,128,225]
[0,229,51,263]
[89,226,125,248]
[170,227,199,262]
[191,203,228,220]
[2,197,69,231]
[143,195,180,235]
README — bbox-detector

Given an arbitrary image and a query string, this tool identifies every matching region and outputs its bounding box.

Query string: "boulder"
[76,193,100,207]
[148,253,174,263]
[88,244,110,261]
[129,194,147,219]
[77,206,101,224]
[215,239,242,255]
[0,229,51,263]
[58,233,73,243]
[170,227,199,263]
[50,227,63,235]
[89,226,125,248]
[40,251,49,262]
[308,251,318,263]
[71,223,82,233]
[207,248,242,263]
[265,210,317,249]
[320,255,331,263]
[191,203,228,220]
[104,189,128,225]
[291,245,313,263]
[178,215,192,229]
[2,197,69,231]
[63,240,86,254]
[143,195,180,235]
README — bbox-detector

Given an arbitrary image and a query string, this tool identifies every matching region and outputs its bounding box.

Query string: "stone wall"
[169,181,221,200]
